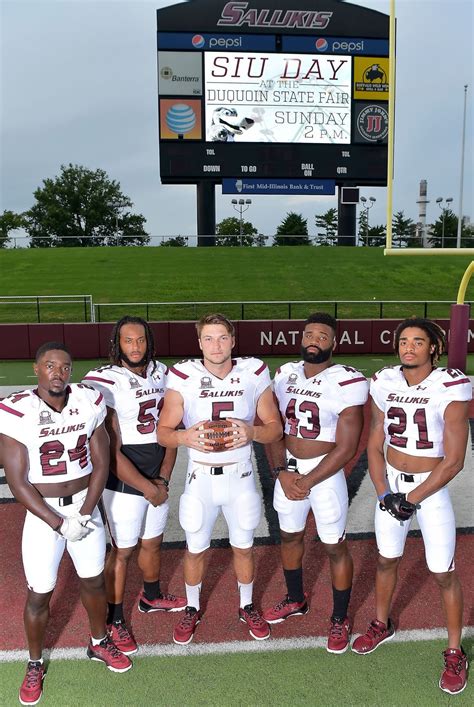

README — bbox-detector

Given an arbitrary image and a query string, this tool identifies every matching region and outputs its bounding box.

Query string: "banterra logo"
[191,34,243,49]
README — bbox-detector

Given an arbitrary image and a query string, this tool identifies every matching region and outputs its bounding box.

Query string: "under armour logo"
[231,378,240,384]
[416,385,427,391]
[312,378,322,385]
[69,408,79,415]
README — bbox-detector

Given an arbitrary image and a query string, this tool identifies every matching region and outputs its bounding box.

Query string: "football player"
[83,317,185,656]
[263,313,368,654]
[0,343,131,706]
[157,313,282,644]
[352,317,471,696]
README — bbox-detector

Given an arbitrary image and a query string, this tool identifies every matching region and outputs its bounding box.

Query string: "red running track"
[0,502,472,651]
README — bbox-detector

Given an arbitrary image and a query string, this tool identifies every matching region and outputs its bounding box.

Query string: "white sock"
[238,581,253,609]
[29,657,43,665]
[185,582,201,610]
[91,635,106,646]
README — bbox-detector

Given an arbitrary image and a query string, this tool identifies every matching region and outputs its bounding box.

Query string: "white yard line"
[1,626,473,663]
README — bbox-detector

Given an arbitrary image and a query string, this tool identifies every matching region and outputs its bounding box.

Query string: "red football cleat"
[239,604,271,641]
[439,647,468,695]
[19,661,45,706]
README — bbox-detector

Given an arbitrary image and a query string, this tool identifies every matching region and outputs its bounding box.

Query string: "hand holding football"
[200,419,234,452]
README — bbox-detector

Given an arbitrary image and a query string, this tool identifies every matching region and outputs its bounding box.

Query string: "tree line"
[1,164,472,248]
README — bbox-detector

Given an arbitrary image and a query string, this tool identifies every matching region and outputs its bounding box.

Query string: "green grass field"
[2,354,474,384]
[1,246,473,704]
[2,639,472,706]
[0,247,471,322]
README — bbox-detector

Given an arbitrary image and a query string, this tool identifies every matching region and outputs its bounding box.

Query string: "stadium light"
[436,197,454,249]
[231,198,252,241]
[360,196,376,246]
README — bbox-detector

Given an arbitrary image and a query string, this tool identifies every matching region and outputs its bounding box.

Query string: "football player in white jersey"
[158,313,282,645]
[0,343,132,706]
[83,317,184,656]
[352,318,472,695]
[263,313,368,654]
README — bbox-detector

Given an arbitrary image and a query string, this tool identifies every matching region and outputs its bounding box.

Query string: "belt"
[210,466,224,475]
[45,491,83,506]
[400,473,415,483]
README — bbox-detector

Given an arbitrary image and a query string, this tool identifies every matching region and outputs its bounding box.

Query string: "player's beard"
[48,388,66,397]
[120,352,147,369]
[301,345,332,364]
[401,362,418,370]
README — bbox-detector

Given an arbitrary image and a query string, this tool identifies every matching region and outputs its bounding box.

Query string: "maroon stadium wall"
[1,320,473,360]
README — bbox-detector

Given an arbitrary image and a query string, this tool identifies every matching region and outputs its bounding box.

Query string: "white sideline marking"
[1,627,473,663]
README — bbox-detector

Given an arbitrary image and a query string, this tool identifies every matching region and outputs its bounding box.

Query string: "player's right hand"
[278,471,309,501]
[180,420,216,453]
[144,482,168,507]
[59,514,92,542]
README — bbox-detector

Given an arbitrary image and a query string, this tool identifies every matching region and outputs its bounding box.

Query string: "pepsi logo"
[315,38,328,51]
[192,34,205,49]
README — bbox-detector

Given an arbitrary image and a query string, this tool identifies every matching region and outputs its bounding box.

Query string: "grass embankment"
[0,247,471,322]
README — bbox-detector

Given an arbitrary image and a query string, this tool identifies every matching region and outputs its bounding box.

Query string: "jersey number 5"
[137,399,163,434]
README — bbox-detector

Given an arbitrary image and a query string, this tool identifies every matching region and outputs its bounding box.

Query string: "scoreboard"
[157,0,391,186]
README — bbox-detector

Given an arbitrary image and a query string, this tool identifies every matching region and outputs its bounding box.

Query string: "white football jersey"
[0,384,106,484]
[82,361,167,445]
[371,365,472,457]
[274,362,369,442]
[167,357,271,463]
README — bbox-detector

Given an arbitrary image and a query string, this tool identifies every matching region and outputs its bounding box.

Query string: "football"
[200,419,234,452]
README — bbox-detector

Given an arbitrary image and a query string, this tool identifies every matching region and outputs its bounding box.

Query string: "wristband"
[53,518,64,533]
[156,475,169,489]
[377,491,390,502]
[272,466,286,478]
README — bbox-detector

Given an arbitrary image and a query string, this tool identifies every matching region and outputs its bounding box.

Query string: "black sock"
[143,580,161,601]
[284,568,304,603]
[331,586,352,621]
[107,602,124,624]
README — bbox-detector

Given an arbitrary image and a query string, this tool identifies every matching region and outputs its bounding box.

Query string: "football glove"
[380,493,420,522]
[59,514,92,542]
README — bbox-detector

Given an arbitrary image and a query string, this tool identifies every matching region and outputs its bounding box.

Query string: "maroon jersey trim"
[83,375,115,385]
[254,362,267,376]
[0,402,24,417]
[170,366,189,380]
[94,392,104,406]
[339,376,367,386]
[443,378,470,387]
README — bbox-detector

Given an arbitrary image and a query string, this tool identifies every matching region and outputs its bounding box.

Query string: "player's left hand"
[295,475,312,495]
[380,492,420,521]
[225,418,253,449]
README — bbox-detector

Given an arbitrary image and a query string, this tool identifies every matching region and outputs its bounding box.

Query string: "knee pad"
[235,491,261,531]
[178,494,204,534]
[313,488,342,525]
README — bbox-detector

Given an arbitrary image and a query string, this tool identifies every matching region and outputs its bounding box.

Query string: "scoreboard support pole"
[197,181,216,246]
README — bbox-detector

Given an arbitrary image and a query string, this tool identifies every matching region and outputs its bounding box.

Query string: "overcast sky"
[1,0,472,240]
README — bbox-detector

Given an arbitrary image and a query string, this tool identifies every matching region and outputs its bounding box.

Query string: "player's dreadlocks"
[304,312,337,335]
[394,317,446,363]
[110,316,156,372]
